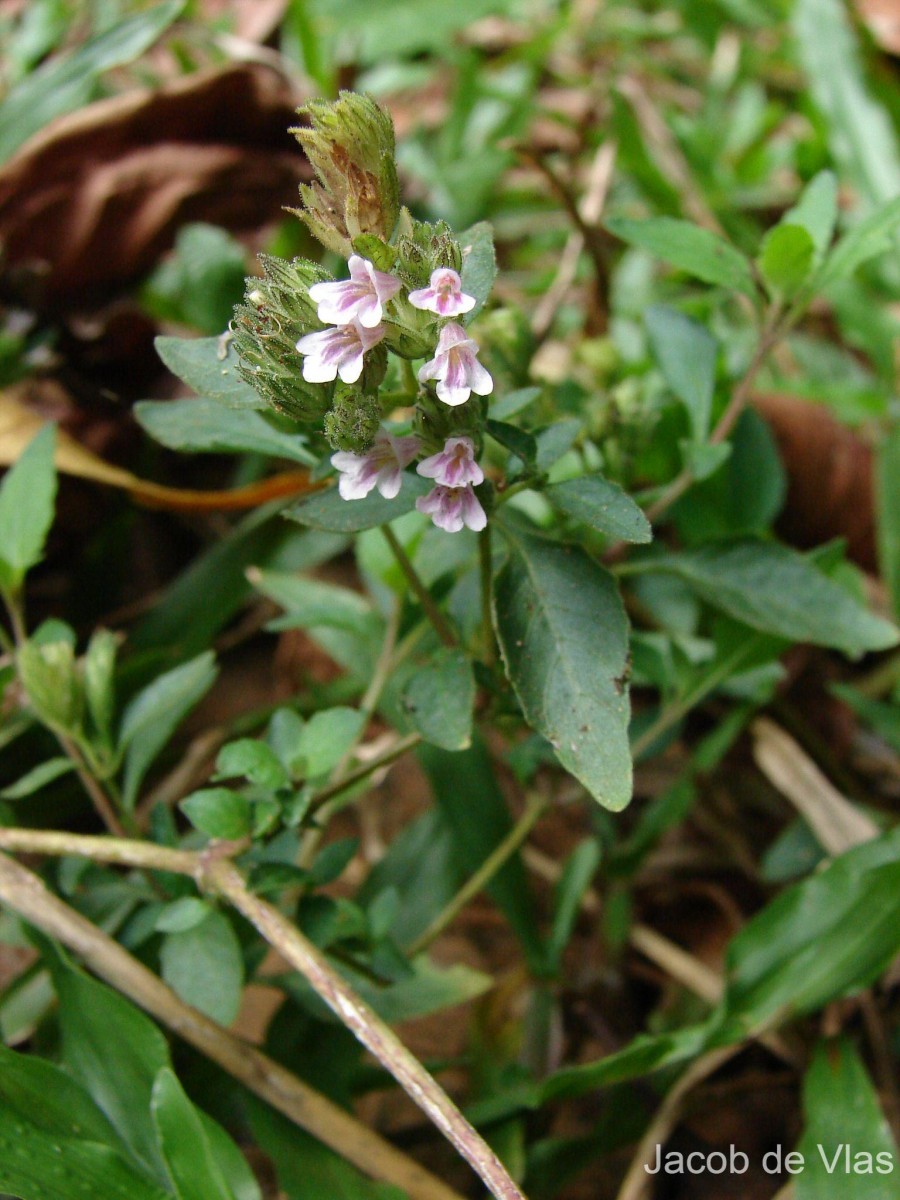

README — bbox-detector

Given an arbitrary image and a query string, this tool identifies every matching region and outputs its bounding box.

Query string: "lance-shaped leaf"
[493,523,632,811]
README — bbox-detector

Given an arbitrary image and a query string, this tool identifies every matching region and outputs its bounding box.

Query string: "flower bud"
[413,390,484,457]
[324,390,382,453]
[290,93,401,256]
[231,255,334,423]
[395,215,462,291]
[18,639,83,736]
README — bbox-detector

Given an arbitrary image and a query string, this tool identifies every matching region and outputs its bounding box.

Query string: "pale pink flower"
[416,484,487,533]
[408,268,476,319]
[308,256,401,328]
[331,429,420,501]
[417,436,484,488]
[418,323,493,407]
[296,319,384,385]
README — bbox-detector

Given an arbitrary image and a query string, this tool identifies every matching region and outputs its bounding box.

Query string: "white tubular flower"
[296,319,384,385]
[417,323,493,407]
[408,268,476,318]
[308,255,401,328]
[417,436,484,488]
[331,429,420,500]
[416,483,487,533]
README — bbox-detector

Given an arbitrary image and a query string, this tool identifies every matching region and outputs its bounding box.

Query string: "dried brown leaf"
[0,63,309,309]
[0,388,317,511]
[752,391,876,571]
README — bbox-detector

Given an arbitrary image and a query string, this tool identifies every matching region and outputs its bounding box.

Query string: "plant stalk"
[0,829,528,1200]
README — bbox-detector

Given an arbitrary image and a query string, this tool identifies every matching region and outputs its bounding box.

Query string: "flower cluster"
[330,433,487,532]
[234,94,495,536]
[295,253,492,533]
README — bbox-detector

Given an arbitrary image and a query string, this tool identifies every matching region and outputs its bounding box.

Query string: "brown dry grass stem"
[0,829,527,1200]
[0,850,463,1200]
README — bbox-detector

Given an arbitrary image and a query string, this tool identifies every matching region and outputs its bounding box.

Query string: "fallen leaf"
[0,388,319,512]
[0,62,309,309]
[752,717,879,856]
[752,391,876,571]
[855,0,900,55]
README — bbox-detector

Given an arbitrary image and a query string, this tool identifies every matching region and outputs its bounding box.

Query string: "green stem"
[401,357,419,396]
[630,636,762,760]
[1,590,26,647]
[308,732,421,817]
[405,794,546,958]
[494,478,539,507]
[479,524,496,667]
[381,525,457,647]
[58,734,131,837]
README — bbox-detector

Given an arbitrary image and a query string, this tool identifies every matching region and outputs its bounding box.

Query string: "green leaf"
[252,568,383,678]
[604,216,757,297]
[160,910,243,1026]
[419,738,545,969]
[0,1109,169,1200]
[151,1069,233,1200]
[154,897,213,934]
[720,828,900,1031]
[546,839,601,968]
[287,473,431,532]
[154,335,266,410]
[0,1040,129,1151]
[458,221,497,318]
[0,2,186,163]
[535,419,581,471]
[142,223,246,335]
[541,1023,711,1102]
[816,196,900,287]
[401,648,475,750]
[254,569,379,634]
[782,171,839,259]
[831,684,900,755]
[17,638,82,735]
[673,409,786,542]
[876,420,900,618]
[794,0,900,220]
[180,789,251,840]
[546,475,652,544]
[679,440,732,483]
[644,306,718,440]
[292,707,366,778]
[649,540,898,657]
[757,223,815,295]
[796,1040,899,1199]
[84,628,119,744]
[493,524,632,811]
[44,946,170,1183]
[119,651,218,809]
[537,829,900,1103]
[300,0,516,65]
[133,507,345,656]
[197,1112,261,1200]
[0,755,74,799]
[0,424,57,592]
[357,809,461,948]
[135,400,315,465]
[490,387,542,420]
[486,418,537,466]
[247,1096,405,1200]
[215,739,289,789]
[339,955,492,1023]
